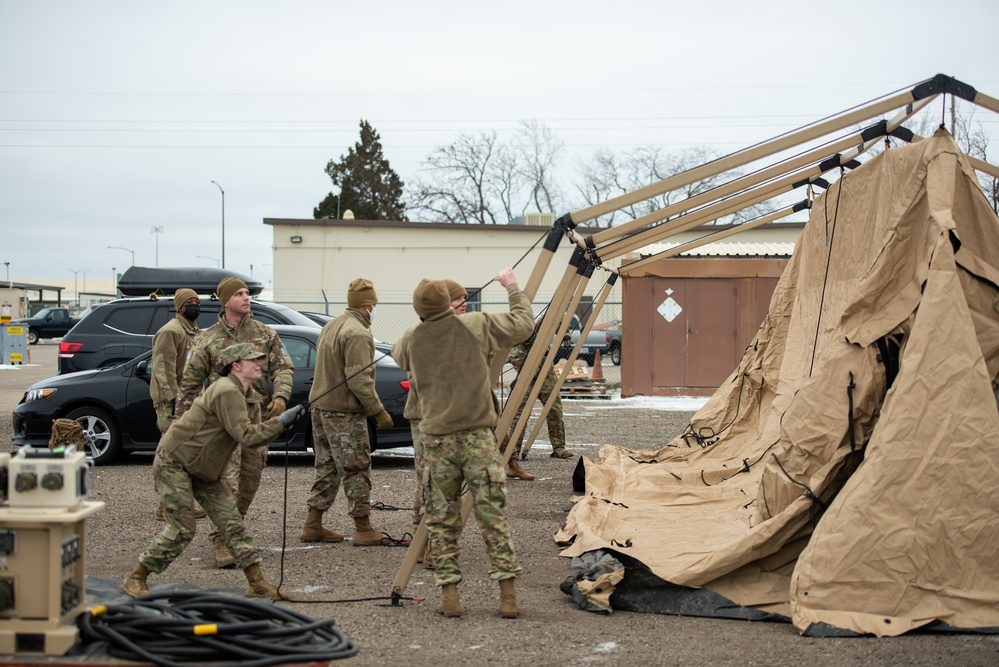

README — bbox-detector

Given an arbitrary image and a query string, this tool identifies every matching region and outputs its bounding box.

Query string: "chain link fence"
[285,299,622,350]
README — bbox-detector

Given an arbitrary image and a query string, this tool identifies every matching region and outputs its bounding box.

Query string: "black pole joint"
[818,154,844,173]
[860,119,888,143]
[792,199,813,213]
[568,246,585,268]
[912,74,977,103]
[889,126,915,143]
[544,213,577,252]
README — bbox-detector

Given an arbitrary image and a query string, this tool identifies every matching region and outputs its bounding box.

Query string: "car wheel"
[27,329,39,345]
[66,406,121,465]
[611,344,621,366]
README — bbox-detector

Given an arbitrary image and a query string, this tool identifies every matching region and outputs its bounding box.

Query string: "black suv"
[58,266,319,374]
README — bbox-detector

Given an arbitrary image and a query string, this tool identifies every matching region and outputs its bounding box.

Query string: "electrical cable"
[268,224,553,605]
[79,591,358,667]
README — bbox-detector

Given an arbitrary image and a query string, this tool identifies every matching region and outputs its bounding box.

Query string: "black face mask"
[182,304,201,321]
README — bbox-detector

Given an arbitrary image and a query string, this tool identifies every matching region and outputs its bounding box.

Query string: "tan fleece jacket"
[393,328,421,421]
[308,308,384,415]
[149,314,200,405]
[160,375,284,482]
[394,283,533,436]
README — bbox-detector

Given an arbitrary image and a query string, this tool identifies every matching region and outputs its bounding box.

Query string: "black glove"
[278,404,305,426]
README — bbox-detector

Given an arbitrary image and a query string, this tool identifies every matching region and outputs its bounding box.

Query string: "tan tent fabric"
[555,130,999,636]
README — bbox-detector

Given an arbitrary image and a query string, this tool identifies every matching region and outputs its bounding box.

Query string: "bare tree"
[406,121,566,224]
[574,145,773,227]
[512,120,565,215]
[407,131,503,224]
[952,105,998,213]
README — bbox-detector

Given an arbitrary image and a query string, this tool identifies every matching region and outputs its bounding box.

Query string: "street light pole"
[151,226,164,267]
[211,180,225,268]
[68,268,86,309]
[108,246,135,267]
[112,267,116,295]
[4,261,9,287]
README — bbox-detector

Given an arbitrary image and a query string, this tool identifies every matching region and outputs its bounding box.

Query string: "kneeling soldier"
[121,343,304,600]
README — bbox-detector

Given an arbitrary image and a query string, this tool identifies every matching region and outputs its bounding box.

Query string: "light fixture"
[290,235,303,244]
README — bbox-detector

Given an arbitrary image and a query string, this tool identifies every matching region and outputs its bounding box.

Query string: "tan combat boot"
[121,562,150,598]
[499,578,519,619]
[299,507,345,543]
[550,447,574,459]
[506,459,536,481]
[352,516,390,546]
[437,583,462,617]
[243,563,282,600]
[212,535,236,569]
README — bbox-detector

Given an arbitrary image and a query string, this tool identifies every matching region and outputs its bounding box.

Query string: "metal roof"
[638,240,795,258]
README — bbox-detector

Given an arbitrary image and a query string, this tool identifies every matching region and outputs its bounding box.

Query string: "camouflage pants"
[510,366,565,456]
[153,401,174,434]
[411,418,425,526]
[140,449,260,573]
[208,441,268,541]
[309,407,372,518]
[423,426,520,586]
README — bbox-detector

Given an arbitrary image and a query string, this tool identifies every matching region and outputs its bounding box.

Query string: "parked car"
[13,325,411,464]
[299,311,334,326]
[58,297,319,374]
[57,266,321,374]
[603,329,622,366]
[9,307,81,345]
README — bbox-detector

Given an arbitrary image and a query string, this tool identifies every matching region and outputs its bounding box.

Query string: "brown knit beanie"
[173,288,198,312]
[443,279,467,302]
[413,279,452,320]
[347,278,378,308]
[216,277,248,306]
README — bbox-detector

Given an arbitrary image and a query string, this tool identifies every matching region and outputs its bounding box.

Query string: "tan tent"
[555,129,999,636]
[389,77,999,637]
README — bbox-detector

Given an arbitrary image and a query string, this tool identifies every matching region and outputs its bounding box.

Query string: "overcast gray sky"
[2,0,997,287]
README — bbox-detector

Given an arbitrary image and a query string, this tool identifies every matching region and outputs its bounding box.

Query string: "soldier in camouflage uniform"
[151,289,201,433]
[302,278,394,546]
[394,278,468,570]
[176,277,294,568]
[507,342,573,460]
[121,343,305,601]
[393,269,534,619]
[150,288,207,520]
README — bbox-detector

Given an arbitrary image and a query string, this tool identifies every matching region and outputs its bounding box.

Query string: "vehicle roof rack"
[117,266,264,297]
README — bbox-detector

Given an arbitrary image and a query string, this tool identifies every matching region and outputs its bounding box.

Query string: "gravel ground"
[3,343,997,666]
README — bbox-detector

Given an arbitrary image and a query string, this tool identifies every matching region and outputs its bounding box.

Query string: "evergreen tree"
[313,120,407,221]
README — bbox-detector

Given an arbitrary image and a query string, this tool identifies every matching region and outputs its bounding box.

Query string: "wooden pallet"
[560,382,611,399]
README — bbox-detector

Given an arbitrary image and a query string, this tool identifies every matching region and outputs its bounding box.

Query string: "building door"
[651,277,738,391]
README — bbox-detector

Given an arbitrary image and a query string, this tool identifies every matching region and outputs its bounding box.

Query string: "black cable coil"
[79,591,359,667]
